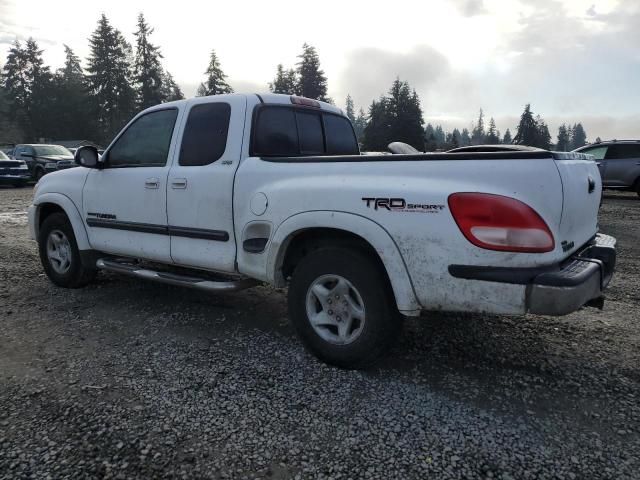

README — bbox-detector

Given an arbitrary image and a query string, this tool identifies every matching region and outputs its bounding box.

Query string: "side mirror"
[75,146,100,168]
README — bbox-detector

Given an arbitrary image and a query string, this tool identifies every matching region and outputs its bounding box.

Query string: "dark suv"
[12,144,76,181]
[574,140,640,196]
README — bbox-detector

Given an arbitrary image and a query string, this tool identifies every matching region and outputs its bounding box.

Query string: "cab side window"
[107,109,178,168]
[179,103,231,166]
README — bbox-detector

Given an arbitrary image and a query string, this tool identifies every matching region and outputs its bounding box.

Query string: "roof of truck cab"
[158,93,344,116]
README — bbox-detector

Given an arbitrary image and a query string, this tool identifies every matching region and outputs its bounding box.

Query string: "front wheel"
[38,212,97,288]
[288,247,402,369]
[34,168,45,182]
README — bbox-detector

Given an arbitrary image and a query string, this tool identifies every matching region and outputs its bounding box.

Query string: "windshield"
[0,151,8,160]
[33,145,72,156]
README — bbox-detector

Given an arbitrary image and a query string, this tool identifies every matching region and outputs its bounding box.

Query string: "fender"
[32,192,91,250]
[267,210,421,316]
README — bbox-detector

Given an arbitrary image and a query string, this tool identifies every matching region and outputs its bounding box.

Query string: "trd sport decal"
[362,198,445,213]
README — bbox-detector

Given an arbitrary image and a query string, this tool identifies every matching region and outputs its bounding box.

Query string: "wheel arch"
[33,193,90,250]
[267,211,421,315]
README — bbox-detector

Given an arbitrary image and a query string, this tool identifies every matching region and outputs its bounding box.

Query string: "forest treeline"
[1,13,590,151]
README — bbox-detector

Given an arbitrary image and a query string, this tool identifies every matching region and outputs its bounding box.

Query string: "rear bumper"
[449,233,617,316]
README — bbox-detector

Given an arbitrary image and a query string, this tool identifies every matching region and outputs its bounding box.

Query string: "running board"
[96,258,258,293]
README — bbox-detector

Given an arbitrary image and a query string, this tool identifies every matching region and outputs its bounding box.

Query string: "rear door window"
[179,103,231,166]
[605,144,640,160]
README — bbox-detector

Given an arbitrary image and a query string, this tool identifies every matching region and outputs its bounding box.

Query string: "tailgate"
[553,152,601,254]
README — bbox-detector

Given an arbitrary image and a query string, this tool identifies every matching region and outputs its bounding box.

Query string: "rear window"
[252,106,358,157]
[179,103,231,166]
[324,115,360,155]
[605,144,640,160]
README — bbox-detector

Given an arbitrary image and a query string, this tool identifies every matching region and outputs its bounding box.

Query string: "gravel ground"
[0,186,638,479]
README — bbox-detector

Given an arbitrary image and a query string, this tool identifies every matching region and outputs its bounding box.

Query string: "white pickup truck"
[29,93,617,368]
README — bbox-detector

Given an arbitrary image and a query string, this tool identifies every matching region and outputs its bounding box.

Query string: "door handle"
[145,178,159,189]
[171,178,188,189]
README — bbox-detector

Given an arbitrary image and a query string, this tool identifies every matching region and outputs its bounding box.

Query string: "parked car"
[12,144,76,180]
[0,150,31,187]
[574,140,640,196]
[28,93,616,368]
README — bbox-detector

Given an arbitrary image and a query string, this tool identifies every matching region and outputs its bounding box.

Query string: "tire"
[38,212,97,288]
[12,180,27,188]
[288,246,402,369]
[34,168,45,182]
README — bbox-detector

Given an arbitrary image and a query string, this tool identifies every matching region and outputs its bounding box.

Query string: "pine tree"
[197,49,233,96]
[269,64,297,94]
[460,128,471,146]
[345,94,355,122]
[571,123,587,149]
[353,108,367,144]
[471,108,485,145]
[486,117,499,144]
[502,128,512,145]
[295,43,328,101]
[536,116,552,149]
[513,104,538,146]
[2,38,53,141]
[51,45,96,141]
[86,14,136,143]
[434,125,446,149]
[133,13,165,109]
[451,128,462,148]
[161,71,184,101]
[362,98,392,151]
[424,124,437,151]
[556,124,570,151]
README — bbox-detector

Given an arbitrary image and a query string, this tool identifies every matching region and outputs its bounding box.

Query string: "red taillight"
[290,96,320,108]
[448,193,555,253]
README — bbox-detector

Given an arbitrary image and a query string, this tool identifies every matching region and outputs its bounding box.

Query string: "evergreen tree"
[451,128,461,148]
[536,116,552,149]
[0,88,24,142]
[161,71,184,101]
[197,49,233,96]
[434,125,446,149]
[595,136,602,143]
[486,117,499,144]
[460,128,471,146]
[345,94,355,122]
[424,124,437,151]
[133,13,165,109]
[269,64,297,94]
[51,45,96,140]
[571,123,587,149]
[471,108,485,145]
[513,104,538,146]
[362,98,392,151]
[295,43,328,101]
[2,38,54,141]
[86,14,136,143]
[502,128,512,145]
[353,108,367,144]
[556,124,570,151]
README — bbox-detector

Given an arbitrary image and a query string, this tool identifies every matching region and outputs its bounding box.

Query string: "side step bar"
[96,258,258,293]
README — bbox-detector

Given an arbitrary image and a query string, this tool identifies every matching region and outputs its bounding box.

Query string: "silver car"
[574,140,640,197]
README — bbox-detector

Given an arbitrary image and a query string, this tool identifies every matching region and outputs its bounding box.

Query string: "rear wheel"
[288,246,402,369]
[38,212,97,288]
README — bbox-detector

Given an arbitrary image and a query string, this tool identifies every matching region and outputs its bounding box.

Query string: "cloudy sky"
[1,0,638,139]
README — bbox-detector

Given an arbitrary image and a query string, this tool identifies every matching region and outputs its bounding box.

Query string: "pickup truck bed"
[28,93,616,368]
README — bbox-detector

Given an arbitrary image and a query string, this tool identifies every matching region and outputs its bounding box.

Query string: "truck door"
[167,96,246,272]
[82,107,180,262]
